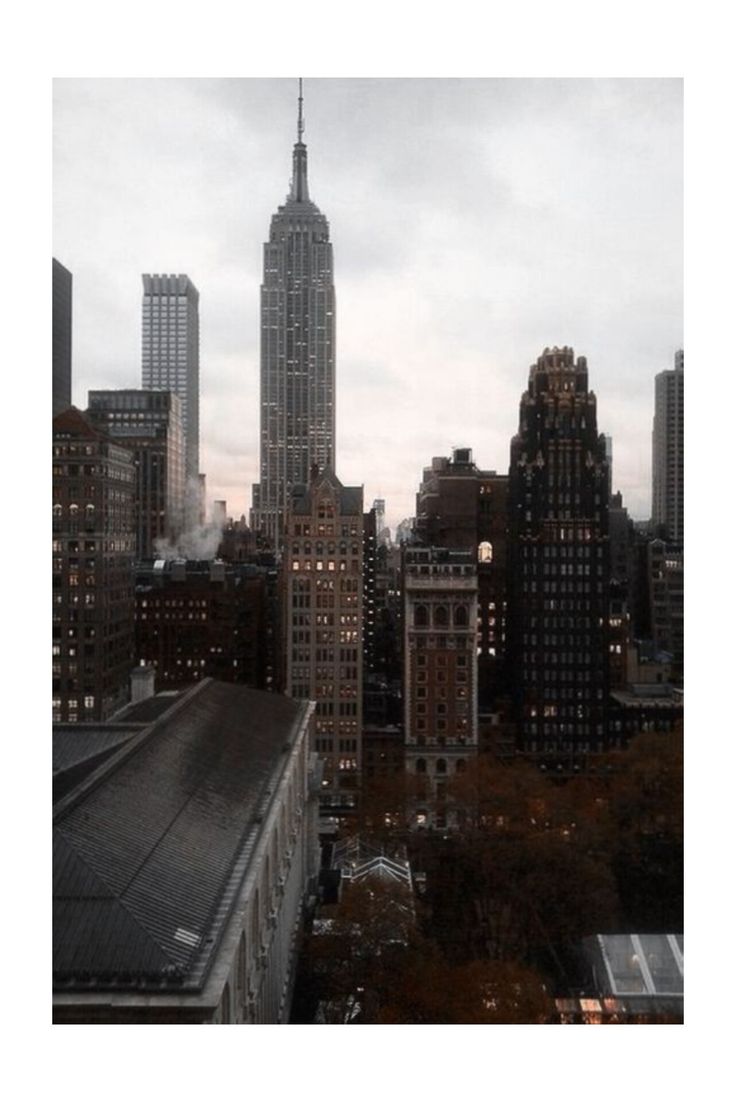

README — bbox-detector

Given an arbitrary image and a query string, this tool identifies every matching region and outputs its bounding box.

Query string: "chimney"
[210,560,226,583]
[130,664,156,704]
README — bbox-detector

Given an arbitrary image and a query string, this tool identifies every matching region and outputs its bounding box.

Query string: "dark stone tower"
[507,346,611,769]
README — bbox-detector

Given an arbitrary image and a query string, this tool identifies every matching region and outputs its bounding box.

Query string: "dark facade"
[87,389,186,559]
[652,350,684,547]
[414,448,509,708]
[363,506,378,676]
[507,346,611,766]
[52,258,72,417]
[141,273,200,487]
[134,559,268,690]
[52,408,136,722]
[642,539,683,685]
[403,546,478,828]
[251,85,335,547]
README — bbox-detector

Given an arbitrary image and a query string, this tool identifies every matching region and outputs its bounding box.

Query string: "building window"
[478,541,493,563]
[434,605,449,628]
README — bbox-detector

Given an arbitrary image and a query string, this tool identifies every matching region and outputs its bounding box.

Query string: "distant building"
[652,350,684,547]
[53,408,135,722]
[212,500,227,529]
[403,546,478,829]
[141,273,200,487]
[642,539,683,684]
[251,84,335,547]
[284,469,363,815]
[507,347,611,767]
[197,472,207,526]
[87,389,186,559]
[53,258,72,417]
[134,559,268,689]
[53,679,319,1023]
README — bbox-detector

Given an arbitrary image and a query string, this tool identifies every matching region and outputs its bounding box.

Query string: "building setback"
[52,258,72,417]
[53,679,319,1024]
[507,346,611,766]
[403,547,478,829]
[651,350,684,547]
[141,273,200,489]
[52,408,136,722]
[284,469,363,814]
[87,389,186,559]
[251,83,336,547]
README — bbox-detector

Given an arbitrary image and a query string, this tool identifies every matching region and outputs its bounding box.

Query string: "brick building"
[52,408,135,722]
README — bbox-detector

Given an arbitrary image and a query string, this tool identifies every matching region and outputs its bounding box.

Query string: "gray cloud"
[54,77,682,531]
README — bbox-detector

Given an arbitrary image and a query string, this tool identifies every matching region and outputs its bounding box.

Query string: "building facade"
[141,273,200,488]
[507,346,611,766]
[415,448,509,708]
[403,547,478,828]
[87,389,186,559]
[134,559,268,690]
[284,469,363,814]
[652,350,684,547]
[52,408,136,722]
[251,86,336,547]
[53,258,72,417]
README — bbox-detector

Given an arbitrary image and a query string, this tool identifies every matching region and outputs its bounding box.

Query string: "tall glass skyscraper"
[251,83,336,547]
[141,273,200,489]
[652,350,684,547]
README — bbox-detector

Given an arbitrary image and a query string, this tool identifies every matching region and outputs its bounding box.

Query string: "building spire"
[298,77,304,143]
[290,78,310,202]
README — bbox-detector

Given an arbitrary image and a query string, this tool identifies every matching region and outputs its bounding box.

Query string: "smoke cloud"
[153,477,225,561]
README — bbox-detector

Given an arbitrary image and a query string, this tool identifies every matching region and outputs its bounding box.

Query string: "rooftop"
[54,679,311,994]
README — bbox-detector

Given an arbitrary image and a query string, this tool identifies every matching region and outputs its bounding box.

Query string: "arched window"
[434,605,449,627]
[478,541,493,563]
[414,604,428,628]
[416,758,427,773]
[454,605,468,627]
[436,758,447,774]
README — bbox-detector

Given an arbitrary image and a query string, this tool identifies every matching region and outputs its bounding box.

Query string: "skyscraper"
[284,469,362,814]
[53,258,72,417]
[86,389,186,559]
[651,349,684,547]
[251,82,336,547]
[141,273,200,489]
[507,346,611,766]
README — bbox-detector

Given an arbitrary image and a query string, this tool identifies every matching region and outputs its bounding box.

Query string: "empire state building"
[251,82,336,546]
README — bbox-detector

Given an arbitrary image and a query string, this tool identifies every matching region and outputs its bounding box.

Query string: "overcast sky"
[53,77,682,531]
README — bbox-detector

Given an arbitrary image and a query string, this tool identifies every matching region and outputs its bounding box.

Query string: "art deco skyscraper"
[251,82,336,547]
[651,350,684,547]
[141,273,200,488]
[507,346,611,767]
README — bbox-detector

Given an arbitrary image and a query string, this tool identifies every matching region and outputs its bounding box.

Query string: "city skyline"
[53,77,683,532]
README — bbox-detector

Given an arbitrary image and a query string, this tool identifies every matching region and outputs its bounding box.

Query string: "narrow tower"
[251,80,336,547]
[651,350,684,547]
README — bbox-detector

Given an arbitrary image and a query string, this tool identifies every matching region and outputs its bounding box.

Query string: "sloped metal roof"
[53,680,309,992]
